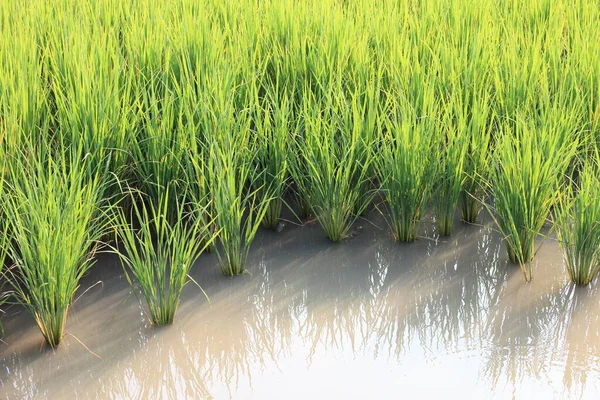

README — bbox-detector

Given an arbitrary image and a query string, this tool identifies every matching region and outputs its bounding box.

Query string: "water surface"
[1,213,599,399]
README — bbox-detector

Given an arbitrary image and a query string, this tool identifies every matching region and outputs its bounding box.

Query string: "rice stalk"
[433,104,468,236]
[459,92,494,223]
[201,75,279,275]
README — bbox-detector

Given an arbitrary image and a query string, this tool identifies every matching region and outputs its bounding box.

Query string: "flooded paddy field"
[1,212,599,399]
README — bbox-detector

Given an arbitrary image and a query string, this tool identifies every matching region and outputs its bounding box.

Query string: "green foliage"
[459,93,494,224]
[196,75,279,275]
[0,0,597,316]
[375,93,438,242]
[113,185,216,325]
[555,156,600,286]
[2,139,111,347]
[251,82,292,230]
[290,87,375,242]
[487,111,580,281]
[0,158,9,332]
[433,106,468,236]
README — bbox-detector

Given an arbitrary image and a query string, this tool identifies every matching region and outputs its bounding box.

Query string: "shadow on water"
[1,211,600,398]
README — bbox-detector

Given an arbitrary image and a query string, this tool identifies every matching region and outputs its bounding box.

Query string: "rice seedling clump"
[2,140,111,347]
[488,114,579,281]
[203,89,279,276]
[290,87,375,242]
[555,157,600,286]
[113,185,216,325]
[375,93,437,242]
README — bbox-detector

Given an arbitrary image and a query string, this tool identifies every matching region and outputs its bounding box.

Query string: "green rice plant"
[459,93,494,223]
[375,93,437,242]
[183,143,214,251]
[424,1,495,227]
[0,231,7,333]
[487,113,579,281]
[289,87,375,242]
[47,20,134,183]
[129,68,188,205]
[554,156,600,286]
[433,106,468,236]
[3,0,600,286]
[113,185,217,325]
[2,138,111,347]
[0,9,49,152]
[207,130,276,275]
[344,76,381,217]
[199,74,278,275]
[252,84,292,230]
[171,43,228,251]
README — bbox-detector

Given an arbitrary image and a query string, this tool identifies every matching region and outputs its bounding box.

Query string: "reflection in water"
[1,213,600,399]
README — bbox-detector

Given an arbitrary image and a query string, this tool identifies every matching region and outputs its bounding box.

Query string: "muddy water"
[1,212,600,399]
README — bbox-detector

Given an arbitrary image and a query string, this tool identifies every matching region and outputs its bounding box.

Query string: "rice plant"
[207,134,276,275]
[289,87,375,242]
[487,113,580,281]
[113,185,217,325]
[173,45,226,251]
[129,68,188,206]
[375,93,437,242]
[47,20,134,182]
[433,106,468,236]
[252,83,292,230]
[183,144,214,251]
[2,138,111,347]
[0,6,49,152]
[554,157,600,286]
[458,93,494,224]
[199,74,279,275]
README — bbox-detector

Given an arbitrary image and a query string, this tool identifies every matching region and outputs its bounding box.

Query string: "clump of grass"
[252,85,291,230]
[554,157,600,286]
[290,88,375,242]
[129,71,188,206]
[113,185,216,325]
[459,94,494,223]
[202,86,278,275]
[375,94,437,242]
[488,115,579,281]
[433,106,468,236]
[208,134,275,275]
[2,139,111,347]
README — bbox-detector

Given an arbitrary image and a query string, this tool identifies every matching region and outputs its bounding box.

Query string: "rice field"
[1,0,600,385]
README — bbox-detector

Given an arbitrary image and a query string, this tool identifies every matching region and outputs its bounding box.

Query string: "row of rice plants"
[1,0,600,348]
